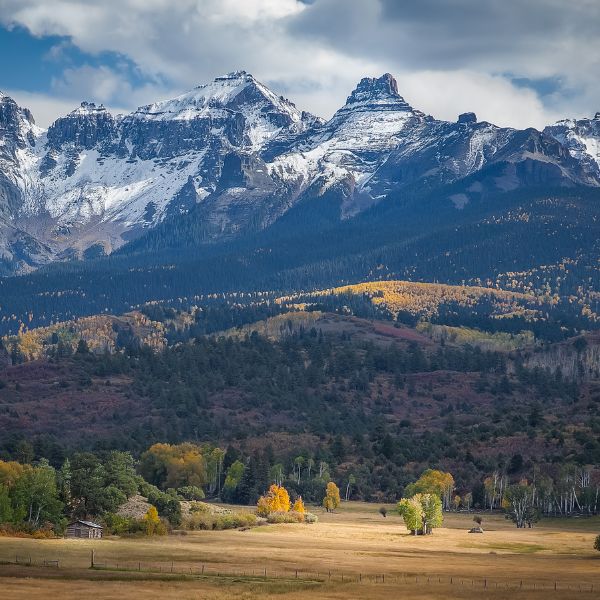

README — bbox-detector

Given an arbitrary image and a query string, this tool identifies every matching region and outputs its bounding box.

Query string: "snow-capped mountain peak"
[70,101,111,116]
[127,71,307,152]
[1,72,600,274]
[544,113,600,168]
[343,73,414,113]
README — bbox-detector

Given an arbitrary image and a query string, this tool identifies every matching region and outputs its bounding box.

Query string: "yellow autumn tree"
[256,484,291,516]
[139,443,209,489]
[292,497,305,513]
[143,506,165,536]
[404,469,455,510]
[323,482,341,512]
[0,460,25,489]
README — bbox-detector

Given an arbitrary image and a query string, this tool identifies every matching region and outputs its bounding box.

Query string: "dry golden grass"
[1,503,599,599]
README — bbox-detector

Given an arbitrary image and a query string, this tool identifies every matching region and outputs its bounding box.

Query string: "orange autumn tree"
[256,484,291,516]
[292,497,305,513]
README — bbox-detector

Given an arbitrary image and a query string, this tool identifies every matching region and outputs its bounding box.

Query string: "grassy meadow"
[1,503,599,599]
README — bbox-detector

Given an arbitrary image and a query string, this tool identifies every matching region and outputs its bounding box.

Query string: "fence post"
[90,550,95,568]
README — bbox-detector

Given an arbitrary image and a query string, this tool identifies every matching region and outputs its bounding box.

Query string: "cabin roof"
[68,519,103,528]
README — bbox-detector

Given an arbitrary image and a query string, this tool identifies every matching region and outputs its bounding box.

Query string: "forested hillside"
[1,311,599,502]
[1,184,600,335]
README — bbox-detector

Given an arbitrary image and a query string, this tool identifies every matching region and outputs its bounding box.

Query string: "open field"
[1,503,599,599]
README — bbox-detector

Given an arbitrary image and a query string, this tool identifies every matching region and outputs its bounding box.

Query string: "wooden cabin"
[65,520,103,539]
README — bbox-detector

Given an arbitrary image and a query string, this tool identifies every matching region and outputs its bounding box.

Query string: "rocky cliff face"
[545,114,600,171]
[0,73,599,273]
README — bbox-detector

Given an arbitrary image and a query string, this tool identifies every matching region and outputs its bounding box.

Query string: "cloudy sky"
[0,0,598,128]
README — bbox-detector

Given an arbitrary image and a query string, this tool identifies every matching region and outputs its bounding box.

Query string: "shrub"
[189,501,211,513]
[103,513,135,535]
[183,511,257,531]
[146,489,182,526]
[177,486,205,501]
[266,510,305,524]
[0,523,57,538]
[183,513,213,531]
[379,507,387,518]
[213,513,257,530]
[138,480,161,498]
[594,534,600,552]
[303,512,319,524]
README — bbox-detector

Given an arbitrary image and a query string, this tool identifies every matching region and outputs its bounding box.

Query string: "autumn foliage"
[323,482,341,512]
[292,497,305,513]
[143,506,166,536]
[256,484,291,516]
[405,469,455,510]
[140,443,208,490]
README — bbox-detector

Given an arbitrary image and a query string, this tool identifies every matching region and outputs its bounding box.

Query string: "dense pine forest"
[2,186,600,335]
[1,316,599,506]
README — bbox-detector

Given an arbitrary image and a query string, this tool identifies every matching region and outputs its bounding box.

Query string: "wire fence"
[1,554,597,593]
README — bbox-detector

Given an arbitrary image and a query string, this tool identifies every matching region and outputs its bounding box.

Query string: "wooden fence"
[1,554,597,594]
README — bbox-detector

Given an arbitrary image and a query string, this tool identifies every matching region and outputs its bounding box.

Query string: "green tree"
[223,460,245,500]
[57,458,72,508]
[76,339,89,354]
[12,460,63,528]
[504,482,539,528]
[397,497,423,534]
[146,488,182,526]
[104,451,138,498]
[0,485,13,523]
[420,493,443,534]
[70,453,107,517]
[397,493,443,535]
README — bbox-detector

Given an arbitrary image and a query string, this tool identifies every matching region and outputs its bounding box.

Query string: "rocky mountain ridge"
[1,71,600,274]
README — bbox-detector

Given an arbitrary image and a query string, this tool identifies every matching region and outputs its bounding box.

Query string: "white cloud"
[50,64,175,113]
[0,0,597,127]
[398,70,561,130]
[3,89,81,128]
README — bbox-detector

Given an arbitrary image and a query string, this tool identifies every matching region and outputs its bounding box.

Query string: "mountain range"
[2,70,600,275]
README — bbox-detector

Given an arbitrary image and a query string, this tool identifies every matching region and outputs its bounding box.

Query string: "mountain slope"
[1,72,600,274]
